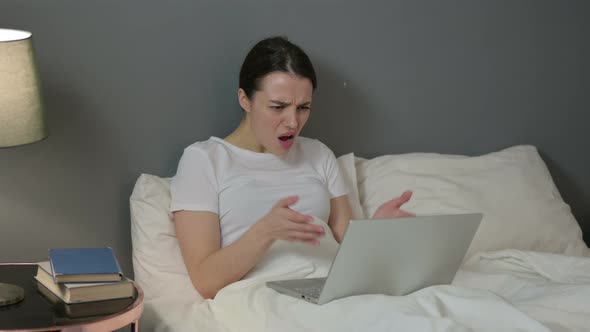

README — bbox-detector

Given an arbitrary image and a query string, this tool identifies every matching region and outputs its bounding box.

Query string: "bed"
[130,145,590,332]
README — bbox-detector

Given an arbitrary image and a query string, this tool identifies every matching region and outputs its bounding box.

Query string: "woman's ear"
[238,88,251,113]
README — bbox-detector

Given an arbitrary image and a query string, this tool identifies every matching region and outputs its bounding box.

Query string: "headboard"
[0,0,588,276]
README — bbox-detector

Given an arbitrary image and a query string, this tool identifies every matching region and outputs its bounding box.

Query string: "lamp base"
[0,283,25,307]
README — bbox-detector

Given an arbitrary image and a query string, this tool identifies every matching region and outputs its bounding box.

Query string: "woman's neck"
[224,119,266,153]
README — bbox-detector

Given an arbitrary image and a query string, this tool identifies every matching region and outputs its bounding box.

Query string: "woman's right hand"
[252,196,325,246]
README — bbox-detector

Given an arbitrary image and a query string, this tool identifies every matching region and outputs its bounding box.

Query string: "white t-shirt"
[170,136,348,247]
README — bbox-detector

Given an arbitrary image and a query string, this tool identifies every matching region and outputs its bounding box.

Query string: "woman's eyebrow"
[269,100,311,106]
[270,100,290,106]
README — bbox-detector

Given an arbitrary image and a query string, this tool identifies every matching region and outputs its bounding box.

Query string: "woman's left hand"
[372,190,416,219]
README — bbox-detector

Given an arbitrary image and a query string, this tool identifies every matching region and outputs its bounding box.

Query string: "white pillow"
[129,175,202,304]
[129,154,363,300]
[356,145,589,260]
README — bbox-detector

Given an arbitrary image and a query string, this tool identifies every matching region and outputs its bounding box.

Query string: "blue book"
[48,247,123,284]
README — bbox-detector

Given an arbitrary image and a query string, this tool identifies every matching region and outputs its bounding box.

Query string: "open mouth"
[278,134,295,149]
[278,135,294,141]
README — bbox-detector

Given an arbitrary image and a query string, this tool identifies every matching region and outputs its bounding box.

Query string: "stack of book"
[34,247,135,305]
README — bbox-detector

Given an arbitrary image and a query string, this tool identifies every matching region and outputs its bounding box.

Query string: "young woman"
[171,36,413,299]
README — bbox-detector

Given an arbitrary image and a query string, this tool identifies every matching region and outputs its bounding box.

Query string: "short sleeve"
[320,143,349,198]
[170,146,219,214]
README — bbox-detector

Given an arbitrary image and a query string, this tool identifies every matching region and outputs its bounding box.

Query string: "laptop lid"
[316,213,482,304]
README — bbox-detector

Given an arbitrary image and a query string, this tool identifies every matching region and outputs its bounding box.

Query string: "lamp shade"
[0,28,47,147]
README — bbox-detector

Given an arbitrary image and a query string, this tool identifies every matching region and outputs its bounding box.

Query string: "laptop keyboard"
[295,286,323,299]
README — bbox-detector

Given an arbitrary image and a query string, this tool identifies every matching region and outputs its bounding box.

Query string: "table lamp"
[0,28,48,307]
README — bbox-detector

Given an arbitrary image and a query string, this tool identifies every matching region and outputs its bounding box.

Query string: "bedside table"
[0,263,144,332]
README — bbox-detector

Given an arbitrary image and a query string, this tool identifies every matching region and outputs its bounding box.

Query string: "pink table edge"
[0,262,144,332]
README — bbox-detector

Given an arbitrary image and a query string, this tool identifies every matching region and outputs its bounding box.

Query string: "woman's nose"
[284,110,298,129]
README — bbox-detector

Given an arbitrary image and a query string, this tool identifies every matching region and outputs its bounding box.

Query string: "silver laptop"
[266,213,482,304]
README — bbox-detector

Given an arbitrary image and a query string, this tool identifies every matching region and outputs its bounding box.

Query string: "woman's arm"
[327,195,353,243]
[174,196,325,299]
[174,211,270,299]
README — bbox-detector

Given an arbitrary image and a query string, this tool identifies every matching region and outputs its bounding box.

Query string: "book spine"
[48,254,59,284]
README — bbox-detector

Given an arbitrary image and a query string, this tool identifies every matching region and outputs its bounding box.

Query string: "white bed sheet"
[141,220,590,332]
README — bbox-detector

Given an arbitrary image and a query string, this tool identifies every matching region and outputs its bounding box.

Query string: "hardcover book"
[35,281,134,319]
[48,247,122,283]
[35,261,134,304]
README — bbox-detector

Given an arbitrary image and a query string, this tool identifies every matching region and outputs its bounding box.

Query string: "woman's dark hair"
[239,36,317,100]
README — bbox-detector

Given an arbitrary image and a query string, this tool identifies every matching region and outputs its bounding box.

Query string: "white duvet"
[143,224,590,332]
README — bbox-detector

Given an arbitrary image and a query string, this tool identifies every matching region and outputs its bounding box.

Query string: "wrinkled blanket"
[143,227,590,332]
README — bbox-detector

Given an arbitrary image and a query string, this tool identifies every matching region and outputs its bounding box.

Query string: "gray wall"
[1,0,588,277]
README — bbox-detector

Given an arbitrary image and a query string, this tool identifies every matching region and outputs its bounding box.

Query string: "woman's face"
[239,71,313,156]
